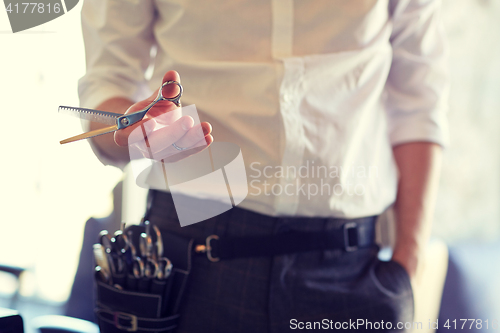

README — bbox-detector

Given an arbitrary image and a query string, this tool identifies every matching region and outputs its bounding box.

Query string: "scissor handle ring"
[112,231,130,254]
[157,80,183,107]
[157,258,173,280]
[99,231,114,254]
[132,258,145,278]
[144,258,159,279]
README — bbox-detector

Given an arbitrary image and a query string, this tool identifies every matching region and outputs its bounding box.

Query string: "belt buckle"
[194,235,220,262]
[114,311,137,332]
[343,222,358,252]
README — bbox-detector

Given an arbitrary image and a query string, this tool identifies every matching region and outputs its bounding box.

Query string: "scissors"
[59,80,183,145]
[98,223,129,253]
[152,225,173,280]
[127,230,146,279]
[98,228,128,275]
[139,221,159,279]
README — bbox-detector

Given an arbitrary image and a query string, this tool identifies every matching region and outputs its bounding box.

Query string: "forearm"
[89,97,134,166]
[391,142,442,281]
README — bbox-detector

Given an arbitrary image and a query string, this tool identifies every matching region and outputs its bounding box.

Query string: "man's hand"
[89,71,213,166]
[114,71,213,163]
[391,142,442,286]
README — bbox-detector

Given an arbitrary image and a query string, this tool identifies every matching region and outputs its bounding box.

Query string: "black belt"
[194,218,377,262]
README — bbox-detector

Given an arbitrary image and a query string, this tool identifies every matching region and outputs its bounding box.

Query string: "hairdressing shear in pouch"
[152,225,173,280]
[59,80,183,145]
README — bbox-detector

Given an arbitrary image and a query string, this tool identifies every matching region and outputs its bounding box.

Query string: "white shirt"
[79,0,449,218]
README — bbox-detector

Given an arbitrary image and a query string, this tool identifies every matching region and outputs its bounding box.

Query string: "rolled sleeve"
[78,0,155,168]
[386,0,449,147]
[78,0,155,109]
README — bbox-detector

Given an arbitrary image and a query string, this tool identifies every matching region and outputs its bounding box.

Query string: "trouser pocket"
[367,259,415,330]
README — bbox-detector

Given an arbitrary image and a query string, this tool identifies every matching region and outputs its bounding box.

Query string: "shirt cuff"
[78,77,132,109]
[388,107,449,148]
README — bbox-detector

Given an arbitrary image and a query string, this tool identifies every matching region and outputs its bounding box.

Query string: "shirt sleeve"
[385,0,449,147]
[78,0,155,168]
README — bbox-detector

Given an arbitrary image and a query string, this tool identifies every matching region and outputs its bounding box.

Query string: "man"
[79,0,447,331]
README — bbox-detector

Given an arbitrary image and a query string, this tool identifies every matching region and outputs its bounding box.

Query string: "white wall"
[0,2,122,302]
[434,0,500,242]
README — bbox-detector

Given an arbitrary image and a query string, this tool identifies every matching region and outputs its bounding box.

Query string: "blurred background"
[0,1,123,330]
[0,0,499,332]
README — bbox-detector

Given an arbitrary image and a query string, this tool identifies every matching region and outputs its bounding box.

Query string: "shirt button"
[282,93,292,104]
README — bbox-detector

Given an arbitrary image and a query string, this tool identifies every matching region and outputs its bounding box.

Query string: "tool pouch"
[95,225,193,333]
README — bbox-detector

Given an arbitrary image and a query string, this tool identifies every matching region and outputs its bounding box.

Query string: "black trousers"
[146,190,414,333]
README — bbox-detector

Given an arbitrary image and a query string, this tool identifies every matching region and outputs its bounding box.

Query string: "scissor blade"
[60,124,119,145]
[59,106,121,126]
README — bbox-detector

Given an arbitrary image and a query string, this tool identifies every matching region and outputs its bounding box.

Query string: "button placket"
[275,57,306,215]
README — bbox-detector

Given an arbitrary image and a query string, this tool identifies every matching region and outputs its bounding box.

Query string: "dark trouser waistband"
[145,190,378,258]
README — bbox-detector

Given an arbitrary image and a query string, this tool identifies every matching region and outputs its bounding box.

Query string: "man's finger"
[115,70,183,146]
[147,116,194,159]
[147,71,182,119]
[141,134,213,162]
[130,115,194,154]
[161,135,213,163]
[173,123,207,147]
[126,70,181,115]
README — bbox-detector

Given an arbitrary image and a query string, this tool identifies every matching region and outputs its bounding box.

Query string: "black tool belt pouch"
[95,225,193,333]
